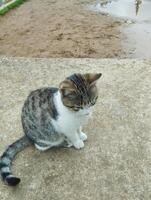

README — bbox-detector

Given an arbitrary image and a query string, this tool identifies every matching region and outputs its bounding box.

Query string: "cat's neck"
[54,91,72,114]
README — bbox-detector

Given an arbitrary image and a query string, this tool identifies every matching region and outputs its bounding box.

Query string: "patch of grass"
[0,0,26,15]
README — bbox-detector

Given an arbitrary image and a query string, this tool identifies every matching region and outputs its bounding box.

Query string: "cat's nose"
[85,106,92,110]
[84,107,92,114]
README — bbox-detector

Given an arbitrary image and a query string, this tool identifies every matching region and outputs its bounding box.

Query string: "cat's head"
[59,73,102,113]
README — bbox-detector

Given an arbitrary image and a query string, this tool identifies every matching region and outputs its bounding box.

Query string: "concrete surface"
[0,57,151,200]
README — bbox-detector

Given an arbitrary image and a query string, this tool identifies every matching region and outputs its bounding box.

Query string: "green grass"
[0,0,26,15]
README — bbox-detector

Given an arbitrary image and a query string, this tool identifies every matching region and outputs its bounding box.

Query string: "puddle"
[88,0,151,22]
[88,0,151,58]
[122,22,151,58]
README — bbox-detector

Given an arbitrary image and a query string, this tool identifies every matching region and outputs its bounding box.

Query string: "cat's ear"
[59,80,75,97]
[84,73,102,85]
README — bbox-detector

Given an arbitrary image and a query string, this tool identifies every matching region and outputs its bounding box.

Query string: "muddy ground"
[0,0,123,58]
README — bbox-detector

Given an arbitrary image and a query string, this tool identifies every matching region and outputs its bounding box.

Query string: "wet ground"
[89,0,151,21]
[88,0,151,58]
[122,22,151,58]
[0,0,150,58]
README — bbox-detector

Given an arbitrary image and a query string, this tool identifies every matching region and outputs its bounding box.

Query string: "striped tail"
[0,135,31,186]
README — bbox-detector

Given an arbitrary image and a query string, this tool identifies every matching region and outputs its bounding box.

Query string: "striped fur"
[0,73,102,186]
[0,136,31,186]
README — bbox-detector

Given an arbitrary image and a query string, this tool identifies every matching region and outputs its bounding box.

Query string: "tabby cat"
[0,73,102,186]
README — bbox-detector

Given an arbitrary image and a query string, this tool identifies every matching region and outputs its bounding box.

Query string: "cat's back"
[27,87,58,102]
[22,87,58,120]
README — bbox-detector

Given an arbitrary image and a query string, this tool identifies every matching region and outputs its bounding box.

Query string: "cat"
[0,73,102,186]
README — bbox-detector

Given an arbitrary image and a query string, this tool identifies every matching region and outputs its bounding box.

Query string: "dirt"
[0,0,123,58]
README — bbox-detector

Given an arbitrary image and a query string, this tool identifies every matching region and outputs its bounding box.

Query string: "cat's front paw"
[79,132,87,141]
[62,139,73,148]
[73,140,84,149]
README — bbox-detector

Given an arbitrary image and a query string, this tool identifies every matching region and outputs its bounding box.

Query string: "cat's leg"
[35,135,65,151]
[65,131,84,149]
[34,140,52,151]
[78,127,87,141]
[61,138,73,148]
[35,143,51,151]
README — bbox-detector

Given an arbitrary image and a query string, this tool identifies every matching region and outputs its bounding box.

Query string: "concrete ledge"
[0,57,151,199]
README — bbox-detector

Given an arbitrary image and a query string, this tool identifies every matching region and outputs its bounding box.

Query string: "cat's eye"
[66,93,82,103]
[74,105,83,111]
[74,107,79,111]
[66,105,81,111]
[66,105,74,109]
[67,94,76,100]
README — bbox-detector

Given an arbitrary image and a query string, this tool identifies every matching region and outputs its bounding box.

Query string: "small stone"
[126,20,133,24]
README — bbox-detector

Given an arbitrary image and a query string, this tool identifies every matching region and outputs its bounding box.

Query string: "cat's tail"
[0,135,31,186]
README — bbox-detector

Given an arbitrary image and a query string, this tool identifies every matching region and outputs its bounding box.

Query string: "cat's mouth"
[79,110,92,116]
[85,113,89,115]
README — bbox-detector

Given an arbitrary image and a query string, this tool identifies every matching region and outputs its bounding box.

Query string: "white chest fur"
[52,91,92,135]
